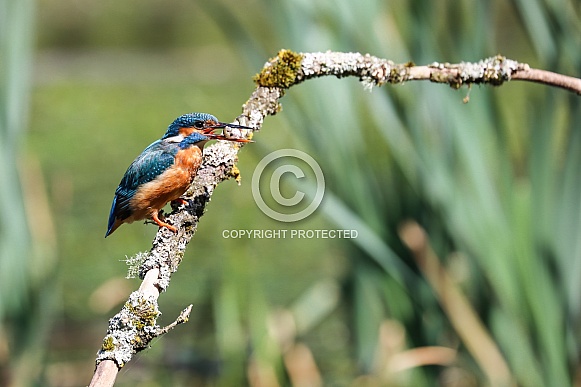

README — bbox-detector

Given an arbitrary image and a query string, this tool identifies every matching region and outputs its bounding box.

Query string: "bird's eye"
[193,121,204,129]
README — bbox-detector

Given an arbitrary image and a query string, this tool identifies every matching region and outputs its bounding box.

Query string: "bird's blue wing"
[117,141,178,193]
[109,140,178,224]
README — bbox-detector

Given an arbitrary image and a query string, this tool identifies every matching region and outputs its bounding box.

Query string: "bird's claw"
[152,211,177,233]
[171,198,190,208]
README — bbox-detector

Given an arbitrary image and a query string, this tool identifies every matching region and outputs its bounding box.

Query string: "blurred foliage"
[1,0,59,385]
[1,0,579,385]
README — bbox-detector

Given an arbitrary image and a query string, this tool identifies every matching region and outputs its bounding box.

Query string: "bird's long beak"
[211,122,254,131]
[206,133,254,143]
[199,122,255,134]
[202,121,254,141]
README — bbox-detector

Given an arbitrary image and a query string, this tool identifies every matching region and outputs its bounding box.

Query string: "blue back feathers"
[110,140,178,223]
[162,112,219,139]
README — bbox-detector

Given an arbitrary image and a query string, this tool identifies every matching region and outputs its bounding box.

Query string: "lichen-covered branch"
[90,49,580,387]
[254,50,581,94]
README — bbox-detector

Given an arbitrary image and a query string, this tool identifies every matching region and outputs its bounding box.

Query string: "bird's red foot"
[152,212,177,233]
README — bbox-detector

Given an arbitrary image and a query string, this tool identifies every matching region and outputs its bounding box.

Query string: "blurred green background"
[1,0,580,385]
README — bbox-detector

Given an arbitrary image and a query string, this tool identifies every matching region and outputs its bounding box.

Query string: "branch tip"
[157,304,194,336]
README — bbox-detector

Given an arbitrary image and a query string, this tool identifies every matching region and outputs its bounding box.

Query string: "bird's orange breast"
[127,146,203,221]
[173,145,204,174]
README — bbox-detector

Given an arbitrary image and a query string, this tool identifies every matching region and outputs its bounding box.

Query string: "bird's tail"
[105,196,120,237]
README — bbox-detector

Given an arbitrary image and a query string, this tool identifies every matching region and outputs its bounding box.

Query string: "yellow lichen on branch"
[253,49,304,88]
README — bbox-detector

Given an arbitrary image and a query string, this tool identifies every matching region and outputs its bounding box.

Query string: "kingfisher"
[105,112,252,237]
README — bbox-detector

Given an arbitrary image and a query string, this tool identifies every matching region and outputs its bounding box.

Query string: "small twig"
[156,304,193,336]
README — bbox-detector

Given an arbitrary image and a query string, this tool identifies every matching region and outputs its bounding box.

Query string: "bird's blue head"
[162,112,255,141]
[162,113,219,140]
